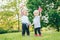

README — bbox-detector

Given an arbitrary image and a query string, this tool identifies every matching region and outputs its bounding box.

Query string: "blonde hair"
[21,8,28,16]
[33,10,39,14]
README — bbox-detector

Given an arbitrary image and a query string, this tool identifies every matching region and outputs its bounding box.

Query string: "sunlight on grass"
[0,32,60,40]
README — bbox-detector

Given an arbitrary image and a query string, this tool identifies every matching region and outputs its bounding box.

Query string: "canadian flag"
[38,6,42,13]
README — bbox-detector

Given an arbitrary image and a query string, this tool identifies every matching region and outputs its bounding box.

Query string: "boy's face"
[23,10,28,16]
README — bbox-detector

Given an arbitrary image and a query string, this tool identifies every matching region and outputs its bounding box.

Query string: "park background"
[0,0,60,40]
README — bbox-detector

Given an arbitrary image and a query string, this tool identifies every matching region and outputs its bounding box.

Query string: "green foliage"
[27,0,60,31]
[0,0,21,33]
[48,9,60,26]
[48,9,60,31]
[0,27,7,34]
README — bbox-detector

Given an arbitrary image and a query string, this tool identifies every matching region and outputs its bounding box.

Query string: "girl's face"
[33,10,39,16]
[34,12,39,16]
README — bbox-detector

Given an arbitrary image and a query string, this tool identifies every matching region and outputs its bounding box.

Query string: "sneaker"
[35,34,38,36]
[38,34,41,36]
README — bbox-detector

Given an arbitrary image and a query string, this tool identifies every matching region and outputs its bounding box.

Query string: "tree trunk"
[56,25,59,32]
[18,14,20,32]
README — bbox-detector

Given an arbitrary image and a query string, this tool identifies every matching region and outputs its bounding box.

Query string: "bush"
[0,27,19,34]
[7,30,19,33]
[0,27,7,34]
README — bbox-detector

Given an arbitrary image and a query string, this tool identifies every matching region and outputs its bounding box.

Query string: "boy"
[32,10,41,36]
[21,9,31,36]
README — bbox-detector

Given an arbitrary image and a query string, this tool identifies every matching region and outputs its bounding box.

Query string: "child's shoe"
[38,34,41,36]
[35,34,38,36]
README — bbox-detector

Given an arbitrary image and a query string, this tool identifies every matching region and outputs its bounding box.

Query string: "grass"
[0,32,60,40]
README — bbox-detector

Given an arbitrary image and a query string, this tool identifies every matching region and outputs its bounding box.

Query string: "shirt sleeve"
[27,17,31,25]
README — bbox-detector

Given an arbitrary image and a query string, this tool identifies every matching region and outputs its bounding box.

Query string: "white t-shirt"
[21,15,30,24]
[33,16,41,28]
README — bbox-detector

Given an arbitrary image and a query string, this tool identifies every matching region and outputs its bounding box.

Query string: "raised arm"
[38,6,42,17]
[40,12,42,17]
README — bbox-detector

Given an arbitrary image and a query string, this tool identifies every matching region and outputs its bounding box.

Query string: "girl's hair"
[33,10,39,14]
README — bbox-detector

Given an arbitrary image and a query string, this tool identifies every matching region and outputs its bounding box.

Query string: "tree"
[26,0,60,31]
[0,0,21,33]
[48,9,60,32]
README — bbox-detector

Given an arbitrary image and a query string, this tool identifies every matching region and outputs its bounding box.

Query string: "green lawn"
[0,32,60,40]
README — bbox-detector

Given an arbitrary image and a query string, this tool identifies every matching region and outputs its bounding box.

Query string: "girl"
[32,10,41,36]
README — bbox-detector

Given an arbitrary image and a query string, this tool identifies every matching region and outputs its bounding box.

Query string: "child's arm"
[40,12,41,17]
[32,19,34,26]
[29,21,31,25]
[31,23,34,26]
[38,6,42,17]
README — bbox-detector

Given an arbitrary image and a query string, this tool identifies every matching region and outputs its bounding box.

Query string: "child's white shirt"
[33,16,41,28]
[21,15,30,24]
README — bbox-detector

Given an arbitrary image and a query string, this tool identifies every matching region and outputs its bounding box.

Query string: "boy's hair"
[33,10,39,14]
[21,8,28,16]
[22,8,28,13]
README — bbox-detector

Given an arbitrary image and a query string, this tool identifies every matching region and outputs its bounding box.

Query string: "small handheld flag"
[38,6,42,13]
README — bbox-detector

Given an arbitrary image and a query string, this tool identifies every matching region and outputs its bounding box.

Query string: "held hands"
[29,23,33,27]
